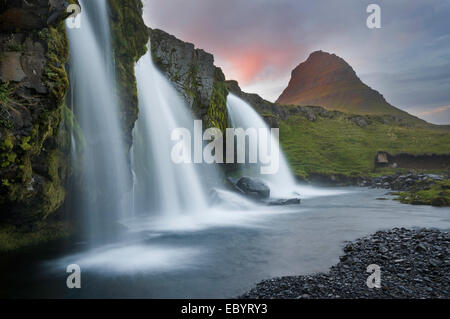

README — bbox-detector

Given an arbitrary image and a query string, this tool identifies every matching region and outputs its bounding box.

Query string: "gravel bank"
[240,228,450,299]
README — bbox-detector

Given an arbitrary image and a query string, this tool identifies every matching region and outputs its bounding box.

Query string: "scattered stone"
[240,228,450,299]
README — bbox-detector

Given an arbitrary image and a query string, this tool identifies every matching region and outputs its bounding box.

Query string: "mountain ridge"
[276,50,427,124]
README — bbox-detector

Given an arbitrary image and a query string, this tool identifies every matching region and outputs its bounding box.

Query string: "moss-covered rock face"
[108,0,148,147]
[0,2,73,240]
[149,28,229,132]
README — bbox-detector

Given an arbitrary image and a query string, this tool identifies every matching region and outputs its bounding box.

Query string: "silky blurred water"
[1,187,449,299]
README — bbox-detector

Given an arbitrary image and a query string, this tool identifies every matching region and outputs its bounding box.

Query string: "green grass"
[279,114,450,179]
[392,180,450,207]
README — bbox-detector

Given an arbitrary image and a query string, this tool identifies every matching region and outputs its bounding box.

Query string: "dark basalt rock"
[358,172,447,192]
[240,228,450,299]
[0,0,74,32]
[264,198,301,206]
[235,176,270,199]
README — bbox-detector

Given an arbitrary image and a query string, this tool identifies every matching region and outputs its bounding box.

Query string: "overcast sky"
[143,0,450,124]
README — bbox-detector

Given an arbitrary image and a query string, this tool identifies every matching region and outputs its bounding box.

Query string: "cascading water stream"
[227,94,298,197]
[131,46,209,217]
[226,94,346,199]
[66,0,345,254]
[48,0,351,277]
[67,0,131,245]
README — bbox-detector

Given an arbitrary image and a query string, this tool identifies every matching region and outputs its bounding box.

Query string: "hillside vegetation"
[279,110,450,179]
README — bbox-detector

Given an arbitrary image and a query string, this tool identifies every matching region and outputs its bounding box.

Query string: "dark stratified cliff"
[149,28,229,132]
[0,0,76,250]
[277,51,424,123]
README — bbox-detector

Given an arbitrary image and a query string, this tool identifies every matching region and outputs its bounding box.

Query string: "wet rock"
[264,198,301,206]
[235,177,270,199]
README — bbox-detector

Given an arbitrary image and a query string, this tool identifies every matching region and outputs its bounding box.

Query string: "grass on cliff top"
[279,114,450,179]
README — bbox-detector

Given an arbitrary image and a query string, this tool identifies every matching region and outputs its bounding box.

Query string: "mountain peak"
[276,51,411,118]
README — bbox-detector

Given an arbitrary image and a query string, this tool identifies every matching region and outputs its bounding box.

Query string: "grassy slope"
[279,113,450,179]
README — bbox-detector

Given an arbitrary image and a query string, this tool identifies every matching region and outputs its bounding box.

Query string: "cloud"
[409,105,450,125]
[417,105,450,117]
[143,0,450,123]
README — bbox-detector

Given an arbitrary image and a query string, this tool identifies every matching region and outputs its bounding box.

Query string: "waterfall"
[226,94,350,199]
[67,0,131,244]
[227,94,298,198]
[131,47,209,217]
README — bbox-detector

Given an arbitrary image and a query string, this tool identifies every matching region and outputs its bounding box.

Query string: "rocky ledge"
[240,228,450,299]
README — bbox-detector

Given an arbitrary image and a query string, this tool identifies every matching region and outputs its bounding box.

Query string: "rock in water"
[236,177,270,199]
[265,198,301,206]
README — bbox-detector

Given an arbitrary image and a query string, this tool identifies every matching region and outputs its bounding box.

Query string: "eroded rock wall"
[149,28,229,132]
[0,1,75,227]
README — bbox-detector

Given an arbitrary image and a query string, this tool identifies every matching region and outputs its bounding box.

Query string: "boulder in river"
[235,177,271,199]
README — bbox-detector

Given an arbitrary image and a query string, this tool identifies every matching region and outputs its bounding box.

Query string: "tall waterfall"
[227,94,298,198]
[131,47,209,217]
[68,0,130,244]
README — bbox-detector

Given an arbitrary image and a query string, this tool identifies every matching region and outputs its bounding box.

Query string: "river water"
[1,187,449,299]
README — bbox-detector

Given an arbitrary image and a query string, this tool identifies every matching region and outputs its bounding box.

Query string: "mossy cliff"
[0,0,76,251]
[108,0,148,147]
[149,28,229,132]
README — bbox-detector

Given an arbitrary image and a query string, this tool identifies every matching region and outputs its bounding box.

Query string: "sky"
[143,0,450,125]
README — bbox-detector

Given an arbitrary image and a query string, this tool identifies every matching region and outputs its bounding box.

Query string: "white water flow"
[68,0,130,244]
[131,48,209,218]
[227,94,346,199]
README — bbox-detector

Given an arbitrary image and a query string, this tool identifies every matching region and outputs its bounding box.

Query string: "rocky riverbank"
[304,172,450,207]
[358,173,448,191]
[240,228,450,299]
[358,173,450,207]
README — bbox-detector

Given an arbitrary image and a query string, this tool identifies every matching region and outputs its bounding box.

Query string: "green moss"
[34,150,66,218]
[184,63,200,105]
[59,104,85,153]
[205,68,229,133]
[1,20,70,218]
[42,25,69,104]
[1,133,14,151]
[107,0,148,144]
[19,136,32,151]
[393,180,450,207]
[0,221,74,252]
